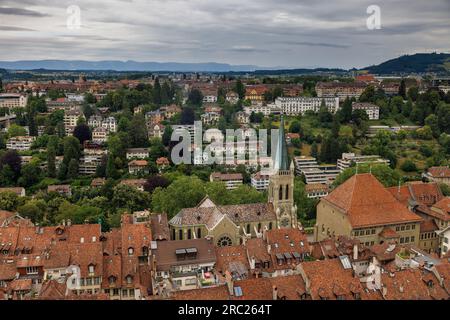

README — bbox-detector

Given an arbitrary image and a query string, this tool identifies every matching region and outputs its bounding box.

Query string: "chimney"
[353,244,358,261]
[62,219,66,226]
[225,271,234,296]
[158,214,161,224]
[267,244,271,254]
[399,285,404,293]
[67,219,72,227]
[272,286,278,300]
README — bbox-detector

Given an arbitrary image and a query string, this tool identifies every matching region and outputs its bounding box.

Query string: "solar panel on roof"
[234,286,243,297]
[339,255,352,269]
[292,252,301,258]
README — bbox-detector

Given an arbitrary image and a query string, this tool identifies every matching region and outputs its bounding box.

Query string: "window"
[88,264,95,274]
[354,231,359,236]
[197,228,201,238]
[128,247,134,255]
[269,222,273,230]
[113,289,119,296]
[400,238,404,244]
[406,225,410,230]
[26,266,39,275]
[411,236,415,243]
[366,230,370,235]
[217,236,233,247]
[185,278,197,286]
[126,275,133,284]
[86,278,93,286]
[257,223,262,232]
[401,226,405,231]
[109,276,116,285]
[285,184,289,199]
[246,224,250,234]
[122,289,128,297]
[172,228,176,240]
[179,229,183,240]
[371,229,376,235]
[405,237,410,243]
[129,289,135,296]
[94,277,100,285]
[187,229,192,240]
[411,225,415,230]
[279,186,283,200]
[396,226,400,232]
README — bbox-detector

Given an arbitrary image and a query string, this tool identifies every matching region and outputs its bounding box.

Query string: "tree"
[180,107,195,125]
[47,145,56,178]
[62,136,80,168]
[162,125,173,147]
[0,191,23,211]
[187,89,203,106]
[425,114,440,138]
[106,155,119,179]
[398,79,407,99]
[18,199,46,223]
[112,184,151,212]
[235,79,246,100]
[400,160,417,172]
[73,123,92,144]
[144,175,170,193]
[339,97,353,123]
[67,158,79,179]
[18,163,42,188]
[0,150,21,179]
[151,176,206,217]
[310,142,318,158]
[7,124,27,137]
[408,87,419,101]
[130,114,149,147]
[333,164,402,188]
[289,120,301,134]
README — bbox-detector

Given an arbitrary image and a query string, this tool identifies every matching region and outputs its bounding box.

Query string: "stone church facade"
[168,117,298,247]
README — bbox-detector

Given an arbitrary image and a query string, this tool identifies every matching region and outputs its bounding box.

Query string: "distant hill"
[0,60,261,72]
[362,53,450,75]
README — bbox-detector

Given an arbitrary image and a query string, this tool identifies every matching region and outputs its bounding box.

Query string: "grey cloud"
[0,25,35,31]
[0,6,49,17]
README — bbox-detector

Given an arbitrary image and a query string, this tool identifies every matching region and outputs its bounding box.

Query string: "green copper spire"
[273,116,290,171]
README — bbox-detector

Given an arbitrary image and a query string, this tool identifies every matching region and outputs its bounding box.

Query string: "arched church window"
[279,186,283,200]
[285,184,289,199]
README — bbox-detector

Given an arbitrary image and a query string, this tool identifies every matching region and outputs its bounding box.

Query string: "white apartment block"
[88,116,117,133]
[337,153,390,172]
[352,102,380,120]
[203,95,218,103]
[251,171,270,191]
[126,148,149,160]
[64,110,85,135]
[293,156,339,185]
[293,156,321,175]
[244,103,281,116]
[92,127,108,143]
[210,172,243,190]
[274,97,340,115]
[201,112,220,125]
[0,93,28,110]
[6,136,35,151]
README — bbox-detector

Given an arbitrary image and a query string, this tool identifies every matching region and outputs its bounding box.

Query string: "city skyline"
[0,0,449,69]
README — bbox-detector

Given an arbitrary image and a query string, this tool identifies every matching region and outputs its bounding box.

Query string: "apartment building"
[304,184,329,199]
[274,97,340,115]
[337,153,390,172]
[0,93,28,109]
[92,127,108,143]
[294,156,339,185]
[244,103,281,116]
[315,81,367,101]
[210,172,244,190]
[251,171,270,191]
[64,109,85,135]
[352,102,380,120]
[126,148,149,160]
[6,136,35,151]
[423,166,450,186]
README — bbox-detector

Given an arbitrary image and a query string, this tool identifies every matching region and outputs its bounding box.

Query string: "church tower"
[268,116,298,229]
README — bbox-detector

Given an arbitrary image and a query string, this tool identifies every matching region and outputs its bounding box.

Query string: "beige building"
[424,166,450,186]
[314,174,423,247]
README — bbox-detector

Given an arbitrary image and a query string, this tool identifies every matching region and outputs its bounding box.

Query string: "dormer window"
[126,275,133,284]
[80,237,85,244]
[128,247,134,255]
[108,276,116,285]
[92,236,97,242]
[88,264,95,274]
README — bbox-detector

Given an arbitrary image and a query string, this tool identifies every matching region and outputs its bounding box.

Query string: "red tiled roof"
[323,174,422,228]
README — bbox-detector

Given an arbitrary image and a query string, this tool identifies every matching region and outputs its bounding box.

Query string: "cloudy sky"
[0,0,449,68]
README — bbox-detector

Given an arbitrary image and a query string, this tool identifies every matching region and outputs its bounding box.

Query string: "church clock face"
[280,218,290,227]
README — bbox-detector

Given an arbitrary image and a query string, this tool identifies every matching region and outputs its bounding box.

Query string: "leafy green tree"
[47,145,56,178]
[73,123,92,144]
[400,160,417,172]
[18,163,42,188]
[18,199,47,223]
[181,107,195,124]
[235,79,245,100]
[0,150,21,180]
[398,79,407,99]
[130,114,148,147]
[151,176,205,217]
[425,114,440,138]
[67,158,79,179]
[112,184,151,212]
[187,89,203,106]
[229,185,265,204]
[0,191,24,211]
[106,155,119,179]
[7,124,27,137]
[333,164,402,188]
[310,142,318,158]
